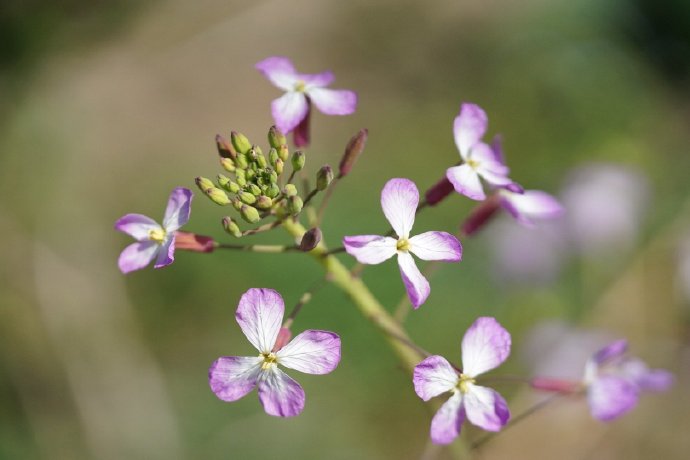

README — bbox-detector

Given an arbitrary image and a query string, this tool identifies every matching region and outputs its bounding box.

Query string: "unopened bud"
[461,194,501,237]
[235,171,247,187]
[425,175,455,206]
[339,128,368,177]
[248,184,262,196]
[231,131,252,154]
[316,165,334,191]
[205,187,231,206]
[255,195,273,210]
[283,184,298,197]
[239,191,257,205]
[278,144,289,162]
[268,148,279,167]
[272,327,292,352]
[268,125,287,149]
[287,195,303,215]
[245,168,256,181]
[274,158,284,175]
[235,153,249,170]
[217,173,231,189]
[195,176,214,192]
[174,231,216,252]
[219,157,236,173]
[240,205,261,223]
[222,217,242,238]
[266,183,280,198]
[298,228,322,251]
[215,134,237,159]
[291,151,305,171]
[231,197,243,211]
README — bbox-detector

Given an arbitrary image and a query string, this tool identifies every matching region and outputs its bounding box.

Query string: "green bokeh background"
[1,0,689,459]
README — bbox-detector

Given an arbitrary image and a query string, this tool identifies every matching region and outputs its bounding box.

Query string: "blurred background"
[1,0,689,458]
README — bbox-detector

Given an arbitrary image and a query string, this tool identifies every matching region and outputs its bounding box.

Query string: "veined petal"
[153,235,175,269]
[500,190,564,226]
[587,375,638,422]
[343,235,397,264]
[461,317,511,377]
[208,356,262,402]
[257,367,305,417]
[118,241,159,274]
[409,231,462,262]
[256,56,298,91]
[236,288,285,354]
[470,142,509,177]
[454,103,488,159]
[163,187,193,231]
[413,355,459,401]
[430,392,465,445]
[446,164,485,201]
[300,70,335,88]
[381,178,419,239]
[463,384,510,431]
[114,214,161,241]
[271,92,309,134]
[277,330,341,375]
[308,88,357,115]
[397,252,430,308]
[619,359,674,392]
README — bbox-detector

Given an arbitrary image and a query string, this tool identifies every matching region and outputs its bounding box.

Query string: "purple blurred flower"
[256,56,357,147]
[114,187,192,274]
[343,178,462,308]
[209,288,341,417]
[413,317,511,444]
[498,188,564,227]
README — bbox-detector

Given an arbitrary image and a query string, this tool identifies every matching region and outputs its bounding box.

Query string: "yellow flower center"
[260,352,278,370]
[457,374,476,394]
[467,158,480,170]
[294,80,307,93]
[396,238,410,252]
[148,228,167,244]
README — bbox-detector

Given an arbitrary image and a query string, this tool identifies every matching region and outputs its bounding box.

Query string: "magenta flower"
[209,288,341,417]
[343,178,462,308]
[114,187,192,274]
[584,340,674,422]
[446,103,514,201]
[413,317,511,444]
[498,188,564,227]
[256,56,357,147]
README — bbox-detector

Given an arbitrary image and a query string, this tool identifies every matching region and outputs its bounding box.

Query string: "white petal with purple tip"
[454,103,488,159]
[235,288,285,353]
[430,392,465,445]
[619,359,674,392]
[118,241,160,274]
[257,367,306,417]
[300,70,335,88]
[271,92,309,134]
[413,355,459,401]
[208,356,262,402]
[255,56,298,91]
[446,164,485,201]
[463,384,510,431]
[153,235,175,269]
[397,252,430,308]
[501,190,564,225]
[343,235,397,264]
[308,88,357,115]
[461,317,511,377]
[588,375,638,422]
[277,330,341,375]
[409,231,462,262]
[163,187,192,231]
[114,214,161,241]
[381,178,419,239]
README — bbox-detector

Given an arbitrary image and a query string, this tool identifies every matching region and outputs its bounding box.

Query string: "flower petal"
[271,92,309,134]
[461,317,511,377]
[397,252,430,308]
[381,178,419,239]
[308,88,357,115]
[163,187,193,231]
[471,142,509,177]
[236,288,285,354]
[446,164,485,201]
[454,103,488,159]
[500,190,564,226]
[117,241,159,274]
[463,384,510,431]
[343,235,397,264]
[592,339,628,366]
[257,368,305,417]
[277,330,341,375]
[114,214,161,241]
[587,375,638,422]
[208,356,262,402]
[619,359,674,392]
[409,231,462,262]
[153,235,175,269]
[300,70,335,88]
[430,392,465,445]
[256,56,298,91]
[413,355,459,401]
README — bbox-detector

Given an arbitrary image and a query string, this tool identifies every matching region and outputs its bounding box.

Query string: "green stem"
[215,242,298,253]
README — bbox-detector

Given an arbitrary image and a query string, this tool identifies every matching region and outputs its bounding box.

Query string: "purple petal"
[153,235,175,269]
[619,359,674,392]
[446,164,485,201]
[461,317,511,377]
[308,88,357,116]
[271,92,309,134]
[208,356,262,402]
[163,187,193,232]
[117,241,159,274]
[413,355,459,401]
[454,103,488,159]
[299,70,335,88]
[397,252,430,309]
[500,190,564,226]
[256,56,298,91]
[463,384,510,431]
[592,339,628,366]
[114,214,161,241]
[381,178,419,239]
[257,368,305,417]
[343,235,397,264]
[276,330,341,375]
[588,375,638,422]
[430,393,464,445]
[490,134,505,165]
[408,231,462,262]
[236,288,285,353]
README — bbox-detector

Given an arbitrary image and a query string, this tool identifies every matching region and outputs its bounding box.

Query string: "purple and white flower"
[256,56,357,147]
[343,178,462,308]
[208,288,341,417]
[446,103,515,201]
[114,187,192,274]
[413,317,511,444]
[498,188,564,227]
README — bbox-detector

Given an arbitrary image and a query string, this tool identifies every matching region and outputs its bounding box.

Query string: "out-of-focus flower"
[256,56,357,147]
[114,187,192,273]
[498,189,564,227]
[413,317,511,444]
[208,288,341,417]
[343,178,462,308]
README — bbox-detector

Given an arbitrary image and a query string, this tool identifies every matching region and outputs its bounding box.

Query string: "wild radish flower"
[446,103,514,201]
[413,317,511,444]
[256,56,357,147]
[498,188,564,227]
[343,178,462,308]
[208,288,341,417]
[114,187,192,273]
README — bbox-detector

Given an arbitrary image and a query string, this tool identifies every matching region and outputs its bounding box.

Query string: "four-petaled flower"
[584,339,674,422]
[115,187,192,273]
[343,178,462,308]
[256,56,357,147]
[413,317,512,444]
[208,288,341,417]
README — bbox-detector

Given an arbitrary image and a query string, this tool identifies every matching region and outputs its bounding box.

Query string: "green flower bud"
[268,148,279,167]
[283,184,298,197]
[217,173,231,188]
[245,168,256,181]
[298,227,322,252]
[219,157,236,173]
[255,195,273,210]
[239,191,257,205]
[231,131,252,155]
[235,153,249,170]
[222,216,242,238]
[248,184,262,196]
[195,176,214,192]
[235,170,247,187]
[231,197,243,211]
[316,165,334,191]
[274,158,284,175]
[291,151,305,171]
[269,168,279,183]
[278,144,289,162]
[216,134,237,159]
[240,204,261,223]
[266,183,281,198]
[287,195,303,215]
[268,125,287,149]
[205,187,231,206]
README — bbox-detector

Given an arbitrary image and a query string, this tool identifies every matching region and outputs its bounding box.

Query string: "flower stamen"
[457,373,476,394]
[148,228,167,244]
[260,352,278,370]
[396,238,410,252]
